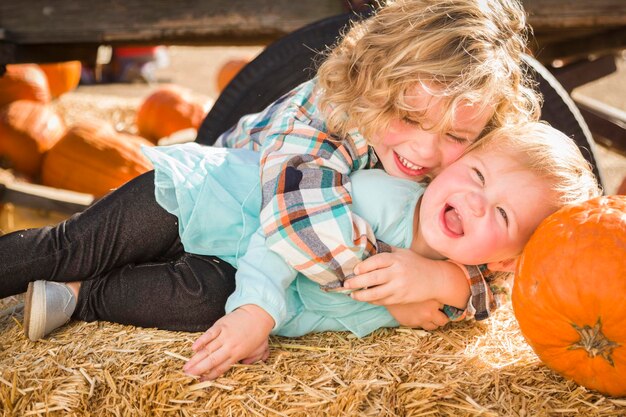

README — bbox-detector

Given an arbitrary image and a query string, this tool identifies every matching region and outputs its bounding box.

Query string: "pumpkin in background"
[41,120,153,196]
[216,59,249,92]
[0,64,51,108]
[0,100,65,178]
[38,61,82,98]
[512,195,626,397]
[135,85,209,144]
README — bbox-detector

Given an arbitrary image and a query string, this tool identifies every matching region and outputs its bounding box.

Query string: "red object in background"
[113,46,159,59]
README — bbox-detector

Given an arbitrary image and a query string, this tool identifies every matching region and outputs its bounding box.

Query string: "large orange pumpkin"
[38,61,82,98]
[0,100,65,178]
[0,64,51,108]
[41,120,153,196]
[512,195,626,397]
[135,85,209,144]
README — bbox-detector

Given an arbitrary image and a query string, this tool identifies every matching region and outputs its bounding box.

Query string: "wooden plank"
[549,55,617,93]
[522,0,626,29]
[531,27,626,63]
[0,0,345,45]
[573,94,626,157]
[1,1,625,66]
[0,174,94,214]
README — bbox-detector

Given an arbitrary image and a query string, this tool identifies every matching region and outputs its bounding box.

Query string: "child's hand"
[345,248,444,305]
[386,301,449,331]
[183,304,274,381]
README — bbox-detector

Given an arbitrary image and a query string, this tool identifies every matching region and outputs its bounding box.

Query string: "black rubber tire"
[196,12,365,145]
[522,55,604,185]
[197,13,604,187]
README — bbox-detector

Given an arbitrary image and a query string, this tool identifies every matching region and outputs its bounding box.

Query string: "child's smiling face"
[415,147,557,265]
[371,83,493,182]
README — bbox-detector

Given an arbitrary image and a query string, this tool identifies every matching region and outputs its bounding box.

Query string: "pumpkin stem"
[568,318,619,366]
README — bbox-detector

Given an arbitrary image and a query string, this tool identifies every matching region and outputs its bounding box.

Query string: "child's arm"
[224,227,299,332]
[347,248,509,320]
[183,304,274,380]
[385,300,450,331]
[345,248,471,309]
[184,227,299,380]
[258,125,382,288]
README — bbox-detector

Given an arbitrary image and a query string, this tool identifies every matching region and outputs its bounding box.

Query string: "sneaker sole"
[24,281,47,341]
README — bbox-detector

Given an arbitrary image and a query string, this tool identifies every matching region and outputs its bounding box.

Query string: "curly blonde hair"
[317,0,541,142]
[467,122,602,207]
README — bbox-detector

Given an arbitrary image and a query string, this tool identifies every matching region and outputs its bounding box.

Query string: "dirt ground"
[77,45,626,194]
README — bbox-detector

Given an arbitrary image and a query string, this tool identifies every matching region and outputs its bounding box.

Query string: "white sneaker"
[24,281,77,341]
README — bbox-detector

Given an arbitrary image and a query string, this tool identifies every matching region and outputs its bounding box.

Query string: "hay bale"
[1,297,625,416]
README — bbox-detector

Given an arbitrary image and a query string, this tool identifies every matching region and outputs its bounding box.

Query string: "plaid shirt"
[215,78,504,321]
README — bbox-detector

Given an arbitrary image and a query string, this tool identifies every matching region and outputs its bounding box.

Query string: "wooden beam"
[549,55,618,93]
[531,27,626,64]
[523,0,626,29]
[0,0,345,45]
[0,178,94,214]
[573,94,626,157]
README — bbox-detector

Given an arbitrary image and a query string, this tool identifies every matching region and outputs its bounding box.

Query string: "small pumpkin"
[216,59,249,92]
[0,100,65,178]
[135,85,209,144]
[41,120,153,196]
[512,195,626,397]
[0,64,51,108]
[38,61,82,98]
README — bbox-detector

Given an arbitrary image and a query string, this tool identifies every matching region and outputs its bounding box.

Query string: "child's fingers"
[343,271,387,290]
[192,326,220,352]
[184,345,230,377]
[432,310,450,328]
[240,340,269,364]
[185,339,223,373]
[201,360,236,381]
[350,284,393,304]
[353,252,393,275]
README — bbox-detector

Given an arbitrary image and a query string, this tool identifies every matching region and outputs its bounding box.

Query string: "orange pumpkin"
[512,195,626,397]
[41,120,153,196]
[135,85,209,144]
[38,61,82,98]
[0,64,51,108]
[0,100,65,178]
[216,59,249,92]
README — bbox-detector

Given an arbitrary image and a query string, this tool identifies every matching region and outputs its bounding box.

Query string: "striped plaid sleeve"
[447,261,507,321]
[258,120,380,288]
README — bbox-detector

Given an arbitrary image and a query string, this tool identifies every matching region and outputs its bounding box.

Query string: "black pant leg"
[75,254,236,332]
[0,171,183,298]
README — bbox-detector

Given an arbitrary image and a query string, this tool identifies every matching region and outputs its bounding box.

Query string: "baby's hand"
[183,304,274,381]
[386,301,449,331]
[345,248,443,305]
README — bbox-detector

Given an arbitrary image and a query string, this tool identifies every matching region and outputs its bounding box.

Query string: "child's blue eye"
[497,207,509,226]
[472,168,485,185]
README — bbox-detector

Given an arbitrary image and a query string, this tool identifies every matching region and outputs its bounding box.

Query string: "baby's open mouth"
[443,204,464,236]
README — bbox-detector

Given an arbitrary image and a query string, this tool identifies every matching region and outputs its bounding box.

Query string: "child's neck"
[411,197,446,260]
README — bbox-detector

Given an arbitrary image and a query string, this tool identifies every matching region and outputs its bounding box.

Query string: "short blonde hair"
[317,0,541,141]
[467,122,602,207]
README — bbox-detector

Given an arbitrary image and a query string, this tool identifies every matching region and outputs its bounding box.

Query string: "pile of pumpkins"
[0,62,209,197]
